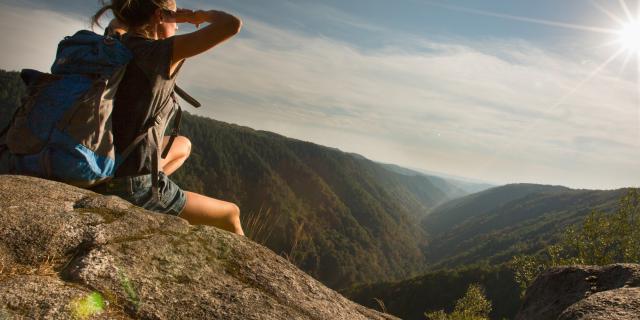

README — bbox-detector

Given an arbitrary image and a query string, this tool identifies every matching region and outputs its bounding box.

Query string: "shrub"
[425,283,492,320]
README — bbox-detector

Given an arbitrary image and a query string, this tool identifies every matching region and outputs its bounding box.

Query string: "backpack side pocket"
[7,89,47,154]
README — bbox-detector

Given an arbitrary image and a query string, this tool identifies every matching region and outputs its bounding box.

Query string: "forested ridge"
[422,184,628,268]
[171,112,436,288]
[345,184,634,319]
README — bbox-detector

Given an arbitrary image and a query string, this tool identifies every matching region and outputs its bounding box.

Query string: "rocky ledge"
[516,264,640,320]
[0,175,395,320]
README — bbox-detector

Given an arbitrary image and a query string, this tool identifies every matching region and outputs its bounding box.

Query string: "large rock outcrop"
[516,264,640,320]
[0,175,395,320]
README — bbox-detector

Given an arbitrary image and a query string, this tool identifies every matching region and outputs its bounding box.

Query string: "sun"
[618,21,640,52]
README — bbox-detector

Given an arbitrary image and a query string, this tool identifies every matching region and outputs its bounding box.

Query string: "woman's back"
[112,36,181,177]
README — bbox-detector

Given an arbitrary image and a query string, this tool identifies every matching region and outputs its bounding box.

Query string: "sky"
[1,0,640,189]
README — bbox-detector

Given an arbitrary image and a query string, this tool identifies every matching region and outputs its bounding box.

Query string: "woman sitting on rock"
[92,0,244,235]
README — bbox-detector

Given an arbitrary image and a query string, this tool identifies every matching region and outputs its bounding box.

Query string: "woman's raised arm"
[171,10,242,67]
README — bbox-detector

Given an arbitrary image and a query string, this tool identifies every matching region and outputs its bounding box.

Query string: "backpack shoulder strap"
[174,85,201,108]
[161,99,182,159]
[160,85,198,159]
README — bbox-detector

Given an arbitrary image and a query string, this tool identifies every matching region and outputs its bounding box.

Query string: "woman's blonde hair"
[92,0,173,30]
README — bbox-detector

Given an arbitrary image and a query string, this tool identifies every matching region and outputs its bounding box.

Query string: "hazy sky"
[2,0,640,189]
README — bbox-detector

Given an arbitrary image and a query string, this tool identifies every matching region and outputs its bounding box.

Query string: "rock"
[0,275,129,319]
[516,264,640,320]
[0,175,395,320]
[558,288,640,320]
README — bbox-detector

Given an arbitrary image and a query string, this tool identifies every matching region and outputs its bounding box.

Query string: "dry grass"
[374,298,388,314]
[241,206,280,246]
[240,207,314,267]
[282,221,313,266]
[0,255,61,280]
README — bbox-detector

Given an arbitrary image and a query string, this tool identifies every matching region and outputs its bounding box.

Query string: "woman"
[92,0,244,235]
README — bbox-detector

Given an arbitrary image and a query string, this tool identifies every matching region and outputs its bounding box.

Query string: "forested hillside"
[0,69,470,289]
[422,184,628,268]
[171,113,435,288]
[347,185,634,320]
[344,265,520,320]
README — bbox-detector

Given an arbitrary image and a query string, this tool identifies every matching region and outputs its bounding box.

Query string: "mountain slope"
[423,184,569,234]
[422,184,629,268]
[172,114,431,288]
[348,185,635,320]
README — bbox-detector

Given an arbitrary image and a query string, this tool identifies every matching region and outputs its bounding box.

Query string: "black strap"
[159,84,196,159]
[119,124,154,163]
[160,84,194,159]
[150,128,161,202]
[174,85,201,108]
[161,94,182,159]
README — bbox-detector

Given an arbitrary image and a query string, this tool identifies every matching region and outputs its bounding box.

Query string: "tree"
[510,190,640,296]
[425,283,492,320]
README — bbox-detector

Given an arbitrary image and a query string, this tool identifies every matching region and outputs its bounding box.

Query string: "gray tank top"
[112,35,183,177]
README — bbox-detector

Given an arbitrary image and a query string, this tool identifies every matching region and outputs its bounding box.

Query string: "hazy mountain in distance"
[380,162,495,199]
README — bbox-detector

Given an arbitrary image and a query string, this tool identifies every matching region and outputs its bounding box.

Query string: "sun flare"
[618,21,640,52]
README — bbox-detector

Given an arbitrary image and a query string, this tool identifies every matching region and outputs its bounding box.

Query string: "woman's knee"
[228,203,241,222]
[177,136,192,158]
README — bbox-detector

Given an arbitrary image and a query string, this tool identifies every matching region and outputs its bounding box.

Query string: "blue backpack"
[1,30,199,188]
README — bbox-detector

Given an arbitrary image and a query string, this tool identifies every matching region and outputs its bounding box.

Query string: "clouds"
[0,3,87,72]
[1,1,639,189]
[180,18,640,188]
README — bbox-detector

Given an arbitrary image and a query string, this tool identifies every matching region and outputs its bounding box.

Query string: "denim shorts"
[91,172,187,216]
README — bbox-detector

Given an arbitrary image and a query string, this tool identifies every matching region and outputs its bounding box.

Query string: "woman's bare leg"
[160,136,191,176]
[160,136,244,235]
[180,191,245,236]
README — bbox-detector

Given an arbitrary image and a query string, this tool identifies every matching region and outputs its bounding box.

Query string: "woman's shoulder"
[124,35,173,52]
[123,35,176,80]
